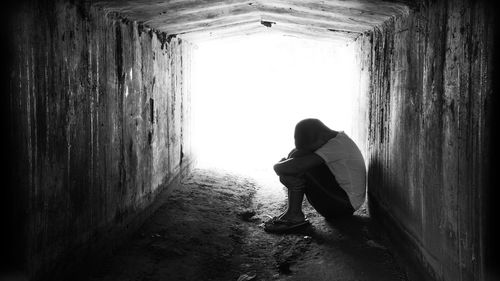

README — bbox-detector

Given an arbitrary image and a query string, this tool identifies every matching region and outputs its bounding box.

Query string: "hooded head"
[294,118,333,152]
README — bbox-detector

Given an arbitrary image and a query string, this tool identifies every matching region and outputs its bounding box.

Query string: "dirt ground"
[88,168,418,281]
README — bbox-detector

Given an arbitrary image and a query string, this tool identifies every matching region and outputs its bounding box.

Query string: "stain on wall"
[7,1,193,280]
[358,1,493,280]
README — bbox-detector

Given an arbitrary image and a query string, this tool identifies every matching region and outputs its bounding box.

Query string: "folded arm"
[273,152,324,176]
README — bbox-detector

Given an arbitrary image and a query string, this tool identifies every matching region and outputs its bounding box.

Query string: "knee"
[279,175,306,188]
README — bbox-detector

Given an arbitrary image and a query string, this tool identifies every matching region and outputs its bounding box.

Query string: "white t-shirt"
[314,132,366,210]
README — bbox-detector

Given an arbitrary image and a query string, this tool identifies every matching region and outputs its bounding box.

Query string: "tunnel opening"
[191,33,359,178]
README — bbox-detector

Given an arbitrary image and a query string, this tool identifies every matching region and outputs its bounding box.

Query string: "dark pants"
[304,164,354,218]
[284,149,354,218]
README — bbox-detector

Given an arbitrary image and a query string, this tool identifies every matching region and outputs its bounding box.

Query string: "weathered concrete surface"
[356,1,494,280]
[351,30,372,162]
[6,1,193,280]
[94,0,409,42]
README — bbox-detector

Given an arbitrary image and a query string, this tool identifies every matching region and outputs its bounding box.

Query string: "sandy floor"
[88,168,414,281]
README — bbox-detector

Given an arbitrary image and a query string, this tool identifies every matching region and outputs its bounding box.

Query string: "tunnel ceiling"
[95,0,409,42]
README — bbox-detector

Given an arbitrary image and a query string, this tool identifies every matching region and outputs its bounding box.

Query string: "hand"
[273,161,285,176]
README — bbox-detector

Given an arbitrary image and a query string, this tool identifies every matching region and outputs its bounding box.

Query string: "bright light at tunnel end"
[191,33,357,176]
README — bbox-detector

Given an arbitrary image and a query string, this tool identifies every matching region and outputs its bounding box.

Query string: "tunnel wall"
[362,1,493,280]
[7,1,193,280]
[352,34,372,163]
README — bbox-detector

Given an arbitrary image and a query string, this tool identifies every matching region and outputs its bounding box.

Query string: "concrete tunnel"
[1,0,498,280]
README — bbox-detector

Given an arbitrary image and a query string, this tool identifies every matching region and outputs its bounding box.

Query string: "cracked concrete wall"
[6,1,193,280]
[360,1,493,280]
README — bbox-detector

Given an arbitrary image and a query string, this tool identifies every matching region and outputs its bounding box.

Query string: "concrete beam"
[179,21,353,43]
[268,21,359,41]
[155,12,261,35]
[178,21,265,41]
[259,11,370,33]
[104,3,373,34]
[95,0,408,38]
[268,0,409,16]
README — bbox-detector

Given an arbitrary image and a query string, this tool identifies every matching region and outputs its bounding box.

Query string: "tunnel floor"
[88,168,413,281]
